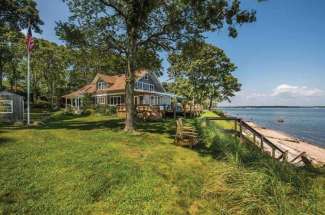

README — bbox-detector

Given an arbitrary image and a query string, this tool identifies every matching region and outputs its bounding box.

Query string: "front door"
[134,96,138,105]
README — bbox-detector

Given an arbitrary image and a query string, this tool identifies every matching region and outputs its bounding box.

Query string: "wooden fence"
[206,117,311,166]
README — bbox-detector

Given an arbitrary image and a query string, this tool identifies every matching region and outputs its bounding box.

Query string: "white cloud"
[271,84,324,97]
[220,84,325,106]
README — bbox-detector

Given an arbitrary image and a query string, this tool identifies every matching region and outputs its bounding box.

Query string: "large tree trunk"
[124,26,138,132]
[209,96,213,110]
[0,61,3,90]
[124,56,135,132]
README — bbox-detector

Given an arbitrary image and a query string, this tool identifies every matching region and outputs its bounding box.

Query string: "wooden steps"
[206,117,314,166]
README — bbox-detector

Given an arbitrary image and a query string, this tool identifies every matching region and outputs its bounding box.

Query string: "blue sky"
[35,0,325,106]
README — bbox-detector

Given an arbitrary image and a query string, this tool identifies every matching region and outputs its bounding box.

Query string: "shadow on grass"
[0,113,177,139]
[0,137,15,145]
[42,118,125,131]
[137,119,175,136]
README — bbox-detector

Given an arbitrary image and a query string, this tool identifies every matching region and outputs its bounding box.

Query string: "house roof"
[63,69,149,98]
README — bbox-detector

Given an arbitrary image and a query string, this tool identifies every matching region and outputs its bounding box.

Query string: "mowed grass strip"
[0,112,324,214]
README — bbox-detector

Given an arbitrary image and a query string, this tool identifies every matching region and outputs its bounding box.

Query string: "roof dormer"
[97,80,108,90]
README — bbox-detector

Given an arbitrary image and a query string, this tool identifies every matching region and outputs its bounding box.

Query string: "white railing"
[135,81,154,91]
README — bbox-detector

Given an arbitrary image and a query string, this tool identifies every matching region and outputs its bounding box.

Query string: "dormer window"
[97,81,107,90]
[144,73,149,80]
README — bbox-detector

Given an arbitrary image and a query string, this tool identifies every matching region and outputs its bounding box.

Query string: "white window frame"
[97,81,107,90]
[135,81,154,92]
[150,96,159,105]
[0,100,13,113]
[96,96,106,105]
[144,73,149,80]
[110,96,122,105]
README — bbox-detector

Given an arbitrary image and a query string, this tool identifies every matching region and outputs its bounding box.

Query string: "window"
[0,100,13,113]
[150,96,159,105]
[135,81,154,92]
[97,81,107,90]
[144,73,149,80]
[110,96,122,105]
[96,96,106,105]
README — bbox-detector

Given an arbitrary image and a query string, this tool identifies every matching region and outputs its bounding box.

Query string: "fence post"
[239,120,243,144]
[260,136,264,151]
[272,147,275,158]
[253,133,256,145]
[283,150,288,162]
[234,120,238,132]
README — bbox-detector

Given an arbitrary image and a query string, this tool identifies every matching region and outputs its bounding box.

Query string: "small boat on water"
[277,118,285,123]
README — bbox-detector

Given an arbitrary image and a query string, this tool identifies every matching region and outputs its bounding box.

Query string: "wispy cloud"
[271,84,324,97]
[220,84,325,106]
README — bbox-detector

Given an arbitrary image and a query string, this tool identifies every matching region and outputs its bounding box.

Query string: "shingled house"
[63,70,174,111]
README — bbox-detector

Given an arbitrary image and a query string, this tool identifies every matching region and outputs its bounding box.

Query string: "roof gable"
[64,69,166,98]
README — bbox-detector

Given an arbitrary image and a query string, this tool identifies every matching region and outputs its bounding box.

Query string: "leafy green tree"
[2,31,26,91]
[0,0,43,89]
[29,39,71,109]
[57,0,256,131]
[168,40,240,109]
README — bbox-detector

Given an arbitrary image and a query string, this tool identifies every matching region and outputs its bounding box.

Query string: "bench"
[174,118,199,147]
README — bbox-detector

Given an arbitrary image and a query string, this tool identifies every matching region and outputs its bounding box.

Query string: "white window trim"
[0,100,13,113]
[110,96,122,105]
[97,96,106,105]
[150,96,159,105]
[97,81,107,90]
[135,81,154,92]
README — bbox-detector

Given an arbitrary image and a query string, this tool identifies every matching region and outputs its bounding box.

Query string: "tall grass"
[197,113,325,214]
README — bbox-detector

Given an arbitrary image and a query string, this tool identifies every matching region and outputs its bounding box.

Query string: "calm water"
[220,107,325,148]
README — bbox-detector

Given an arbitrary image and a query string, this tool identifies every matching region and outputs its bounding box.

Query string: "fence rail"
[206,116,311,165]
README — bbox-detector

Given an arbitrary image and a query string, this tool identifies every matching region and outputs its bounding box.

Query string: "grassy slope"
[0,112,324,214]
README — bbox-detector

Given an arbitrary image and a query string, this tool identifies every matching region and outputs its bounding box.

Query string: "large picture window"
[0,100,13,113]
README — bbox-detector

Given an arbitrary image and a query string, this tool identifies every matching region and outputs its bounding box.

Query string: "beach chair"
[175,118,199,147]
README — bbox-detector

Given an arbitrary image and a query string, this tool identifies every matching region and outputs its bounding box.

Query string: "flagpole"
[27,48,30,126]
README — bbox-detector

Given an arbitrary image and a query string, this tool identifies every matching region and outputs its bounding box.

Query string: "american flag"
[26,25,34,52]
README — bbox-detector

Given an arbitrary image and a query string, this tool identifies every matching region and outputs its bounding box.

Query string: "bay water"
[220,107,325,148]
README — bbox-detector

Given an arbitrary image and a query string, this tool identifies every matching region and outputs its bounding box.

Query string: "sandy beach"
[246,121,325,166]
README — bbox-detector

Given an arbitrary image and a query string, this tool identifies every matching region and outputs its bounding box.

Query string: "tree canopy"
[168,40,240,109]
[57,0,256,131]
[0,0,43,89]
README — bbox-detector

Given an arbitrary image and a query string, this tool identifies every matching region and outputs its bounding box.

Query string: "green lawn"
[0,112,324,214]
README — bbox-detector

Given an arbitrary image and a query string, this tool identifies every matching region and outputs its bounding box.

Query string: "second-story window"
[97,81,107,90]
[144,73,149,80]
[135,81,154,91]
